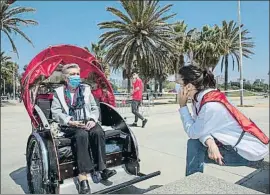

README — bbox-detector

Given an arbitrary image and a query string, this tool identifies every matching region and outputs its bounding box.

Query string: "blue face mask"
[68,75,81,88]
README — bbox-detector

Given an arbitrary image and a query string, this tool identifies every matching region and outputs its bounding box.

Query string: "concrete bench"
[146,173,263,194]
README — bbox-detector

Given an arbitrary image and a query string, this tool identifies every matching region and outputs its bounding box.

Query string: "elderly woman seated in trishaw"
[51,63,116,194]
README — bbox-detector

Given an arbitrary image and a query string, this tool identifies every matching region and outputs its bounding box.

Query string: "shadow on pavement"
[235,161,270,194]
[10,166,162,194]
[9,167,29,194]
[112,184,163,194]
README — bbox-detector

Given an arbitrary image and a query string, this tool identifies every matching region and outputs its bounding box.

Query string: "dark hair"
[178,65,216,101]
[131,69,138,74]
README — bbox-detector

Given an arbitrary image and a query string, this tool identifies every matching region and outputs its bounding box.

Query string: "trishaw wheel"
[31,123,35,132]
[125,160,140,175]
[26,136,48,194]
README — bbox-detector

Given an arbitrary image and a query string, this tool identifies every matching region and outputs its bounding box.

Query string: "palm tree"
[0,0,38,57]
[98,0,177,92]
[0,51,12,63]
[170,21,187,80]
[84,43,110,79]
[23,64,27,71]
[1,51,13,77]
[219,20,254,90]
[86,43,111,79]
[1,52,18,94]
[170,21,199,78]
[191,25,223,70]
[90,43,107,61]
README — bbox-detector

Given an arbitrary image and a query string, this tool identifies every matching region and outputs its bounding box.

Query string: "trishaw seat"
[56,128,127,163]
[56,128,125,147]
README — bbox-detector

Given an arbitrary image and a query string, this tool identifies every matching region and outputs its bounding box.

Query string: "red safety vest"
[196,90,269,145]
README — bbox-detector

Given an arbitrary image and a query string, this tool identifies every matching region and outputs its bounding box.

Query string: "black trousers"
[62,124,106,174]
[131,100,144,122]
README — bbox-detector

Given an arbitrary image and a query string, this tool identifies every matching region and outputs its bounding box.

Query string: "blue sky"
[1,1,269,83]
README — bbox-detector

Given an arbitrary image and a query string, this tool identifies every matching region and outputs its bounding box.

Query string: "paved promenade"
[1,97,269,194]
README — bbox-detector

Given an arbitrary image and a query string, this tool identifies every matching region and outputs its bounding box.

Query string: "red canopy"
[21,44,115,127]
[21,44,96,85]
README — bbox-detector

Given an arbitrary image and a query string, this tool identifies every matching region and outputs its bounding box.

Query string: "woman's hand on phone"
[179,86,189,108]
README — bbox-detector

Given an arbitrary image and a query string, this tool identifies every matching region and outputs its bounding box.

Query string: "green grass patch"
[225,91,254,97]
[237,105,254,107]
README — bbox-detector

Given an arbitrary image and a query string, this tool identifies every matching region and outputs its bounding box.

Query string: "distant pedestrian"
[130,70,148,128]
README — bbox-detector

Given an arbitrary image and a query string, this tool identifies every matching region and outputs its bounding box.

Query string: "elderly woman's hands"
[68,120,85,128]
[68,120,96,130]
[84,121,96,130]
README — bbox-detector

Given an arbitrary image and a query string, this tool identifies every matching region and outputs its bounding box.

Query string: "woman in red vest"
[177,65,269,176]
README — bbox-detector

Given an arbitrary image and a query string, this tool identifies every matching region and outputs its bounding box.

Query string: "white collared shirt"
[179,88,269,161]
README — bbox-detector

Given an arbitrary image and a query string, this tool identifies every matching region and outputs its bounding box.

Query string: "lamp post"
[238,0,244,106]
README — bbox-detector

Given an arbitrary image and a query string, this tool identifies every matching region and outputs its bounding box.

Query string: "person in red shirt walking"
[130,70,148,128]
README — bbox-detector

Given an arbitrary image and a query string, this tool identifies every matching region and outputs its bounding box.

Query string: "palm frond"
[106,7,132,24]
[1,1,37,57]
[99,0,177,85]
[10,26,34,45]
[2,28,18,57]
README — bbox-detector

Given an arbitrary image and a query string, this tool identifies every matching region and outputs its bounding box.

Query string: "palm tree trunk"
[143,79,148,92]
[154,79,158,92]
[174,55,180,82]
[179,54,185,68]
[127,79,131,93]
[224,55,229,92]
[159,79,163,93]
[104,64,110,79]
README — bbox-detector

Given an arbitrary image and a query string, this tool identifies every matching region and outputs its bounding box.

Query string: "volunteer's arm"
[179,102,222,140]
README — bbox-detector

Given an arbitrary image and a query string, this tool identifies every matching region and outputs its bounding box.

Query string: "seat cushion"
[55,137,72,147]
[36,94,53,120]
[55,127,125,147]
[104,129,123,138]
[58,146,73,162]
[56,126,128,162]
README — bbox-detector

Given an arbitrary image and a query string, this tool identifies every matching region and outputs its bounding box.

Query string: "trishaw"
[21,44,161,194]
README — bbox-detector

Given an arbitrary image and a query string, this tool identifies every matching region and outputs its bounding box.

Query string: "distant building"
[110,67,124,88]
[254,78,265,84]
[215,75,225,85]
[233,78,249,84]
[245,80,251,85]
[252,78,266,86]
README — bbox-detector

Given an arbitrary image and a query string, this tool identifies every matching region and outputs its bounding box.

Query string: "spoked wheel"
[26,136,49,194]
